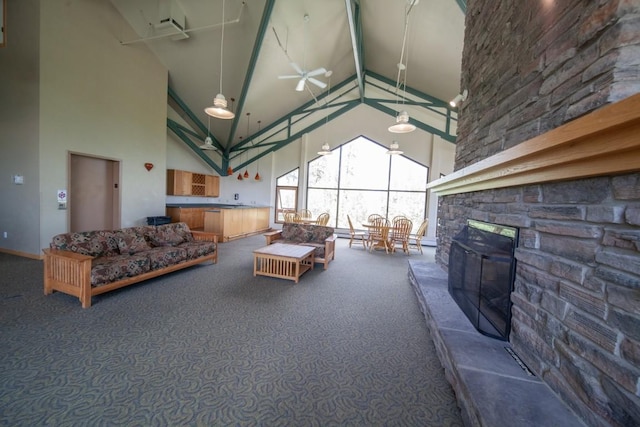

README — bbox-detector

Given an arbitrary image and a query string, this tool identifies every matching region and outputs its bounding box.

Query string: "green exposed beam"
[167,119,225,175]
[227,0,276,152]
[168,86,223,151]
[455,0,467,14]
[345,0,364,101]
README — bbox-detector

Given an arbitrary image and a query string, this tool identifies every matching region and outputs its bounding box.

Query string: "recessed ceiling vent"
[155,0,189,40]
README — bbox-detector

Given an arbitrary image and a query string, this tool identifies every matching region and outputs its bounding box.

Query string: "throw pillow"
[117,235,150,255]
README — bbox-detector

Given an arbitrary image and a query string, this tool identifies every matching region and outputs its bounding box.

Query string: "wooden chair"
[347,215,367,249]
[315,212,330,226]
[284,211,300,223]
[368,217,391,253]
[367,213,384,223]
[389,217,413,255]
[410,218,429,254]
[298,209,313,220]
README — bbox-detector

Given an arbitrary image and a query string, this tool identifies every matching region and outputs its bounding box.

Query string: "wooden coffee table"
[253,243,315,283]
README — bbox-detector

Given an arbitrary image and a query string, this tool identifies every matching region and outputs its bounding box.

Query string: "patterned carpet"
[0,235,462,426]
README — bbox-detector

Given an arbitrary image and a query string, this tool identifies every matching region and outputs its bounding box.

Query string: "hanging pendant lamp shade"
[237,172,243,180]
[388,110,416,133]
[227,166,233,176]
[254,120,262,181]
[205,94,234,119]
[205,0,234,119]
[318,142,332,155]
[200,136,216,150]
[388,1,417,134]
[243,170,249,179]
[386,141,404,155]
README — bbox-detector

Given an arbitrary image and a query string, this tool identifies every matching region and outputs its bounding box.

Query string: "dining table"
[361,221,393,253]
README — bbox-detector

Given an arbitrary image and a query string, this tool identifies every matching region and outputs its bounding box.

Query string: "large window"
[274,168,299,223]
[307,136,428,233]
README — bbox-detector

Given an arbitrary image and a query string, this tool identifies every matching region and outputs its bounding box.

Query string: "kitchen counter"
[166,203,270,209]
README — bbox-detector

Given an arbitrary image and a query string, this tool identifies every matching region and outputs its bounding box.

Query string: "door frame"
[68,152,122,231]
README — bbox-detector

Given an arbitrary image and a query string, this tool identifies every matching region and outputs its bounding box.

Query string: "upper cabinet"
[167,169,219,197]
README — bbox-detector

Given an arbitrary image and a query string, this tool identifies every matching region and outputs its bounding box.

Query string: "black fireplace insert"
[448,220,518,340]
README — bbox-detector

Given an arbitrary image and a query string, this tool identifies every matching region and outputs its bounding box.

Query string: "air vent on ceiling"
[155,0,189,40]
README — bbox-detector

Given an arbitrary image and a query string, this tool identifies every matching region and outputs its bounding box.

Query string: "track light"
[449,89,468,108]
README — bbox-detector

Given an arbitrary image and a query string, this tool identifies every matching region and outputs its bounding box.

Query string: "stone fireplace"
[427,1,640,426]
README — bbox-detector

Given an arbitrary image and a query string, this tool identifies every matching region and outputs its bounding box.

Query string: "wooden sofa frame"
[264,229,336,270]
[43,231,218,308]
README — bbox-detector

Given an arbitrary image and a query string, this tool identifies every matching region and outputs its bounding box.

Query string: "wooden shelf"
[427,93,640,196]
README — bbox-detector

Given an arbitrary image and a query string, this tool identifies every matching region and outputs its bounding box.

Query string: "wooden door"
[70,153,120,232]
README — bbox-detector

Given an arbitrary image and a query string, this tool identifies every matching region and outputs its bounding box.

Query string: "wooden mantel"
[427,93,640,196]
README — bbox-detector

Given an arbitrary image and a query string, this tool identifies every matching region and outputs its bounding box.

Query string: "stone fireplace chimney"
[430,1,640,426]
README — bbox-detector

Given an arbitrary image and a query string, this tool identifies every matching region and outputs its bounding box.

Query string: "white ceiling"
[109,0,465,159]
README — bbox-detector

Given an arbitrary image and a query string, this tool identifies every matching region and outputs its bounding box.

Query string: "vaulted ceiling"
[110,0,466,175]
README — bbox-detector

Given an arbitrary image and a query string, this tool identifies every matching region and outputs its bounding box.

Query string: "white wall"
[38,0,168,250]
[0,0,41,256]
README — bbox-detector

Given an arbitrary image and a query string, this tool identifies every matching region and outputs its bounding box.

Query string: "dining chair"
[389,217,413,255]
[284,211,300,223]
[410,218,429,254]
[347,215,367,249]
[298,209,313,220]
[368,217,391,253]
[315,212,330,226]
[367,213,384,223]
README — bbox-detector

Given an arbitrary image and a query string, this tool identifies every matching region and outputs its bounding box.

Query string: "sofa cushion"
[116,234,151,255]
[91,254,150,286]
[147,229,185,247]
[281,223,334,244]
[178,241,217,260]
[144,246,187,270]
[50,230,119,257]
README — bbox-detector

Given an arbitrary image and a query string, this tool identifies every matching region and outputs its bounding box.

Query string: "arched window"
[307,136,428,232]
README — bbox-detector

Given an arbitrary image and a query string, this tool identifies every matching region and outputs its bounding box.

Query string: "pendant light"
[243,113,250,179]
[388,0,418,134]
[318,71,333,156]
[386,141,403,155]
[204,0,234,119]
[254,120,261,181]
[236,136,243,180]
[200,116,216,150]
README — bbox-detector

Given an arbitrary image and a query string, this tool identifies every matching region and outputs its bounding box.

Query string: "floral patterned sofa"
[43,222,217,308]
[263,223,336,269]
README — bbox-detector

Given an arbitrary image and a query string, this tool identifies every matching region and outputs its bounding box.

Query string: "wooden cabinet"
[166,170,192,195]
[204,207,271,241]
[167,169,219,197]
[166,207,207,230]
[205,175,220,197]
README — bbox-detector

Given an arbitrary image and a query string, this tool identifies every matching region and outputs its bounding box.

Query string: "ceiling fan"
[278,62,327,92]
[277,14,327,92]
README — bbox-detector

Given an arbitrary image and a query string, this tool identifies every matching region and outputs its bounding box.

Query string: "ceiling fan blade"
[278,75,300,79]
[290,62,304,75]
[308,77,327,89]
[307,67,327,77]
[295,78,306,92]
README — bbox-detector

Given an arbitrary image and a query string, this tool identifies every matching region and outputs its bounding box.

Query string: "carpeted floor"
[0,235,462,426]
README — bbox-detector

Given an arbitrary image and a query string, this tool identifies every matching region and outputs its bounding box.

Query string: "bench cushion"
[92,254,150,286]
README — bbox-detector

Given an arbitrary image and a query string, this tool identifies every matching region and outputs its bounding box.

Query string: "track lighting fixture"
[449,89,468,107]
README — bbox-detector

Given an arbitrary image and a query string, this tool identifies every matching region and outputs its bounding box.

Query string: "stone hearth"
[408,260,584,427]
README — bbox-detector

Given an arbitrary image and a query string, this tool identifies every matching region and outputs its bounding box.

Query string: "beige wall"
[0,0,167,257]
[0,0,41,256]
